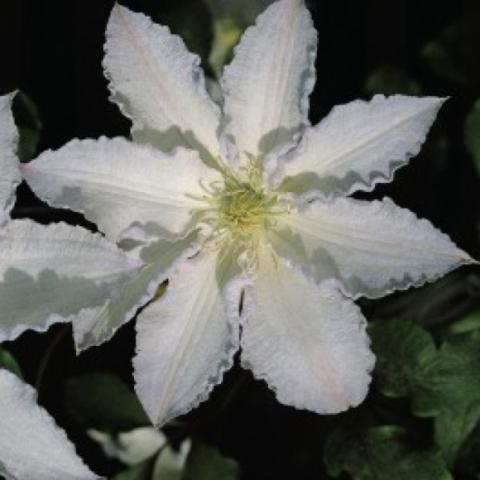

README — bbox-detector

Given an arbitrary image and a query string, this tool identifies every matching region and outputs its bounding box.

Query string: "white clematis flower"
[0,369,100,479]
[21,0,474,428]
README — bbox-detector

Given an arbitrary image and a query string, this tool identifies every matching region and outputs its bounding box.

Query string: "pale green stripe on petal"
[0,369,99,480]
[220,0,317,168]
[0,219,142,342]
[274,196,473,299]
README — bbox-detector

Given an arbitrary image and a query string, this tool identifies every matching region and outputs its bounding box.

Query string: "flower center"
[192,159,287,254]
[216,183,271,236]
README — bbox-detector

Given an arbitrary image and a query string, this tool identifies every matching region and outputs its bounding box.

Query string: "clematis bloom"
[20,0,474,428]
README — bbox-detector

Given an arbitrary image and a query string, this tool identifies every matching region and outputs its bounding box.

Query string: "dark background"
[1,0,480,478]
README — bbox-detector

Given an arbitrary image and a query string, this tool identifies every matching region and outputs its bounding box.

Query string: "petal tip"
[108,2,133,28]
[465,255,480,266]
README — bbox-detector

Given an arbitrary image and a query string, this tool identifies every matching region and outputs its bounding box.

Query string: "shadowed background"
[1,0,480,479]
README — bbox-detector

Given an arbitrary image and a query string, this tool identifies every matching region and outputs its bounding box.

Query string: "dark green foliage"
[324,425,452,480]
[111,460,154,480]
[365,66,423,96]
[370,319,480,464]
[422,13,480,84]
[65,373,149,432]
[183,440,240,480]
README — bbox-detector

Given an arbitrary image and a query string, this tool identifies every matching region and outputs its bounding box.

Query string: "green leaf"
[65,373,149,432]
[324,425,452,480]
[415,333,480,463]
[465,99,480,174]
[152,439,190,480]
[111,459,154,480]
[208,18,243,78]
[365,271,473,329]
[205,0,274,77]
[364,65,423,96]
[0,346,22,378]
[370,320,480,464]
[12,92,42,163]
[369,319,436,398]
[183,440,239,480]
[443,309,480,337]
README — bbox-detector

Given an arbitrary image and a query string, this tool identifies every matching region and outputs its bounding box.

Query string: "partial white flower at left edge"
[15,0,478,431]
[0,94,143,342]
[0,369,100,479]
[0,93,143,478]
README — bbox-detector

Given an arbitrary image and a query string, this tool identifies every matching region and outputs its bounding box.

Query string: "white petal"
[0,93,21,224]
[273,196,473,299]
[104,4,221,164]
[241,246,374,414]
[277,95,445,197]
[0,369,98,480]
[134,249,245,427]
[73,232,198,352]
[221,0,317,166]
[22,137,221,240]
[0,219,141,342]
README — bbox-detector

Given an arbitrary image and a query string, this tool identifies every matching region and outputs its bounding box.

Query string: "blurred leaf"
[364,271,480,328]
[421,13,480,84]
[0,346,22,378]
[65,373,149,432]
[369,319,436,398]
[416,333,480,464]
[324,425,452,480]
[465,99,480,174]
[209,18,243,78]
[152,438,190,480]
[443,309,480,336]
[205,0,274,77]
[371,320,480,464]
[111,459,154,480]
[365,65,423,96]
[183,440,239,480]
[455,422,480,477]
[156,0,213,68]
[12,91,42,162]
